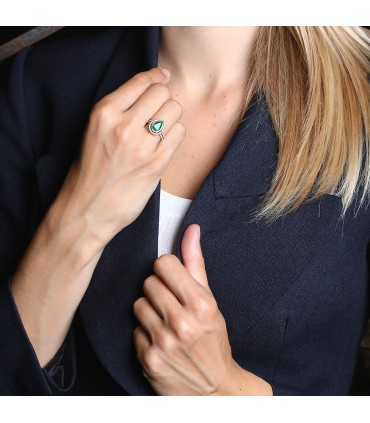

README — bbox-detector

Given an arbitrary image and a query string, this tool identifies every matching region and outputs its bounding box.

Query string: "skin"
[133,27,272,395]
[11,26,272,395]
[134,223,272,395]
[157,27,259,200]
[11,67,184,367]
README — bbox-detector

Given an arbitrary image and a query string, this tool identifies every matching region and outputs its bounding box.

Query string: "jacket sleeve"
[0,47,76,395]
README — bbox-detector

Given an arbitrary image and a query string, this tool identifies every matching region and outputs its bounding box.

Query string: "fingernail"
[159,67,171,79]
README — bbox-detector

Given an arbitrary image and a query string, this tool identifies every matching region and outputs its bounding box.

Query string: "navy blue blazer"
[0,26,369,396]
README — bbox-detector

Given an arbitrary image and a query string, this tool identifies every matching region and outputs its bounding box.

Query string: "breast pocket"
[199,193,343,381]
[231,309,289,382]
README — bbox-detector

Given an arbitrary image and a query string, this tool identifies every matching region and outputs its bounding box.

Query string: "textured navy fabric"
[0,27,369,396]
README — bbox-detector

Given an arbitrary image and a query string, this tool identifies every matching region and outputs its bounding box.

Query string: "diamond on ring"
[147,119,165,140]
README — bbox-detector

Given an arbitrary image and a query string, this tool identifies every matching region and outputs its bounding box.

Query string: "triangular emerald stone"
[150,120,164,133]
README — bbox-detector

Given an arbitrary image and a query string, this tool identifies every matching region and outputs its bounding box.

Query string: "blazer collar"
[79,26,279,394]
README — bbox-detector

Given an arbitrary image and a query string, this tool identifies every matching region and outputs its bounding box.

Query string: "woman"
[0,26,369,395]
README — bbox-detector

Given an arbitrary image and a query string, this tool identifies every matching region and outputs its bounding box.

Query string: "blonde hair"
[235,26,370,222]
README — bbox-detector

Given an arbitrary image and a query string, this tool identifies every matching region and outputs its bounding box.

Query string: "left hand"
[133,224,272,395]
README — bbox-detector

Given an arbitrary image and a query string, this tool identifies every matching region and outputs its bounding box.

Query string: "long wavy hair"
[233,27,370,221]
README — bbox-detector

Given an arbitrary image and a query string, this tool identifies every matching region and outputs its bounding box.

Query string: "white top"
[158,188,193,257]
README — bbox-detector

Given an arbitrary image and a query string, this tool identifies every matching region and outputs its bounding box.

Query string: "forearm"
[10,206,104,368]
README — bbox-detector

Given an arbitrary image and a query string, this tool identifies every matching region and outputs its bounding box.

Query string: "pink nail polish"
[159,68,171,79]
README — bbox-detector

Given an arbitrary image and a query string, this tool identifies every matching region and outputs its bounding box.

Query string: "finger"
[154,121,186,162]
[126,82,172,127]
[153,254,202,306]
[143,275,183,322]
[128,98,183,156]
[102,67,170,112]
[181,224,211,292]
[133,296,165,342]
[142,98,183,141]
[133,325,151,364]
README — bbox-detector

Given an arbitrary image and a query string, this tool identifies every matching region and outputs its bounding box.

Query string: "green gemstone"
[150,120,164,133]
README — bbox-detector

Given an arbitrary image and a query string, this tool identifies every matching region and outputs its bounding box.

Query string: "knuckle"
[133,326,141,339]
[166,98,183,116]
[173,121,186,138]
[143,275,158,292]
[133,296,146,314]
[142,157,163,176]
[130,145,147,163]
[143,346,161,376]
[193,293,217,319]
[133,326,145,348]
[150,83,170,98]
[171,315,195,342]
[133,72,152,86]
[91,101,111,122]
[156,329,173,352]
[113,121,132,141]
[154,254,175,271]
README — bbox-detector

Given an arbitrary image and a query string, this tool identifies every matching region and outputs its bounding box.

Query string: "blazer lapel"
[78,26,343,395]
[173,85,279,257]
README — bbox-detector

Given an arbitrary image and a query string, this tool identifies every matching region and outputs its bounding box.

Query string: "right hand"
[47,66,185,248]
[10,67,185,368]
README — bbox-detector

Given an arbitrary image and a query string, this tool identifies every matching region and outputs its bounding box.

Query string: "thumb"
[181,224,211,292]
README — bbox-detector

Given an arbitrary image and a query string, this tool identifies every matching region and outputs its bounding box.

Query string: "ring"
[147,118,165,140]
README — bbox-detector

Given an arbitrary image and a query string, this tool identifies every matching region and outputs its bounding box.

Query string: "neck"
[157,26,258,95]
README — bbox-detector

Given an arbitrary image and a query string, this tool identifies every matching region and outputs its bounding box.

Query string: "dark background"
[0,27,104,84]
[0,26,369,395]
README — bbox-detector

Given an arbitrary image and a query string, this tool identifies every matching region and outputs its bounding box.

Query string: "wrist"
[216,360,273,396]
[42,159,113,258]
[43,201,106,266]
